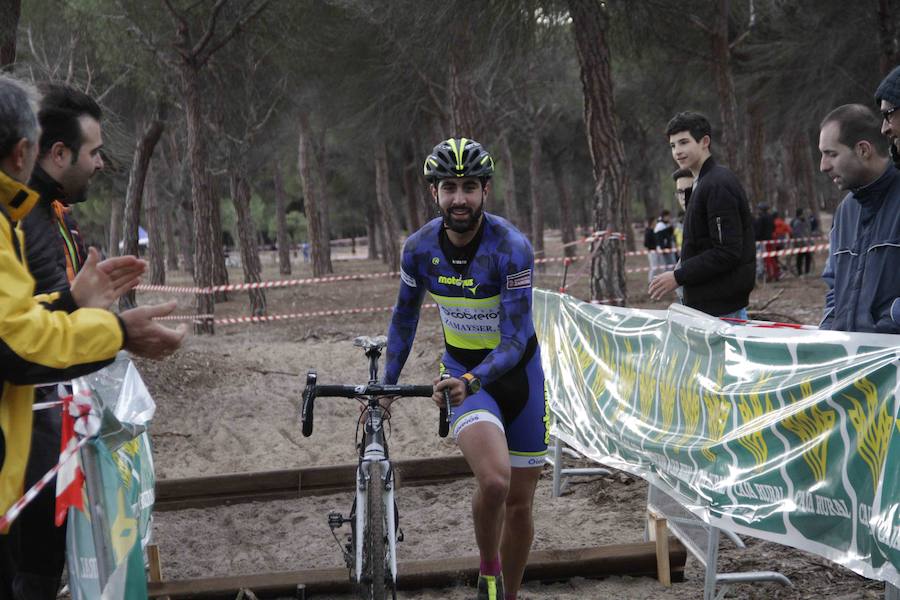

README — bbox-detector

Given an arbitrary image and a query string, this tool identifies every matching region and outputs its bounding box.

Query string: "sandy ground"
[141,232,885,599]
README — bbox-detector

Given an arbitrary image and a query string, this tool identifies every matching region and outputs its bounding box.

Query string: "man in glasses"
[875,65,900,167]
[673,168,693,212]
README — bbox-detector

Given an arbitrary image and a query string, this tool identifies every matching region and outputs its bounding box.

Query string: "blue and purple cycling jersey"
[383,213,548,465]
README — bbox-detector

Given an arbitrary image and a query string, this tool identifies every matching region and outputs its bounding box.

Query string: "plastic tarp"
[533,289,900,586]
[67,354,155,600]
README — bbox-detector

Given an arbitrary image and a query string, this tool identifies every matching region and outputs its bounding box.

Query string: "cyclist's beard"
[441,199,484,234]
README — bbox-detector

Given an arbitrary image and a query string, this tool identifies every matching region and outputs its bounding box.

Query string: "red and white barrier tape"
[139,240,829,296]
[33,400,63,411]
[144,244,831,324]
[136,271,400,295]
[758,243,829,258]
[0,392,93,531]
[153,303,441,325]
[723,317,817,330]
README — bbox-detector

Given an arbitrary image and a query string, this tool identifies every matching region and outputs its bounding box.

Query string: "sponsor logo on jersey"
[506,268,532,290]
[438,274,480,295]
[432,257,440,265]
[438,304,500,334]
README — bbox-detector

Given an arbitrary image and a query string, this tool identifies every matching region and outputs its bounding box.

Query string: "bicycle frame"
[300,334,449,599]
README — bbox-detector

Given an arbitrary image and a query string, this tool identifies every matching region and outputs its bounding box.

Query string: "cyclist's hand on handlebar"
[433,377,466,408]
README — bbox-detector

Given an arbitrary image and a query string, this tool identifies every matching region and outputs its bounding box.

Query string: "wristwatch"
[461,372,481,396]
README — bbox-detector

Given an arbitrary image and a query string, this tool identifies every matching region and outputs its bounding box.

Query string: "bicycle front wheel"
[361,461,386,600]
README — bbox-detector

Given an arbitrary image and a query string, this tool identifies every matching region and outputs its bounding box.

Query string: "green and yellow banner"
[68,356,155,600]
[534,290,900,586]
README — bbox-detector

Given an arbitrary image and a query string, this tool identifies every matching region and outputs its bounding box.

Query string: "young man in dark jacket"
[649,112,755,318]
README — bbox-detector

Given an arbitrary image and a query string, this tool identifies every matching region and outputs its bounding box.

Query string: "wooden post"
[647,510,672,587]
[147,544,172,600]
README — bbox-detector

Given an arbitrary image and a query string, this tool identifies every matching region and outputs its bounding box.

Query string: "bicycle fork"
[355,449,398,587]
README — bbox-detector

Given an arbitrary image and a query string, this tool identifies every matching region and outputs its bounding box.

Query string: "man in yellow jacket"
[0,74,186,534]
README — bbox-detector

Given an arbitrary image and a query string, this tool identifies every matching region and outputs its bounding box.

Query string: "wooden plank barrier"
[148,540,686,598]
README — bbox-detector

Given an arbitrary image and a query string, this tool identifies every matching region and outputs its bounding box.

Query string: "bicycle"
[301,335,451,600]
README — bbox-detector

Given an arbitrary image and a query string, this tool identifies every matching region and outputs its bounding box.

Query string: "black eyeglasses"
[882,106,899,122]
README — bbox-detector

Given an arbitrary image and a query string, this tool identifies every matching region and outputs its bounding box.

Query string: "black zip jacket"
[673,157,756,316]
[21,165,86,295]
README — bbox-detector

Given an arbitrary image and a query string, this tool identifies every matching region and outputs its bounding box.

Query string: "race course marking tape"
[0,392,93,532]
[139,243,829,297]
[153,303,440,325]
[136,271,401,295]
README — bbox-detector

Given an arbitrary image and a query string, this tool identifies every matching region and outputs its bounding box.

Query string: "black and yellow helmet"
[423,138,494,183]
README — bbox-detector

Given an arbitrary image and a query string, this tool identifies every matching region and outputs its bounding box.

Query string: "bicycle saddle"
[353,335,387,351]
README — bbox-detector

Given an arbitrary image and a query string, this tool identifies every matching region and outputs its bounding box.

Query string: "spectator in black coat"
[649,112,756,318]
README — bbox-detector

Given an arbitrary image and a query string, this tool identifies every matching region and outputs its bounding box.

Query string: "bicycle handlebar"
[315,383,435,398]
[301,369,437,437]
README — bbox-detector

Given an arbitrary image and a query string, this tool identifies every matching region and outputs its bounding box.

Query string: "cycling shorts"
[441,347,549,469]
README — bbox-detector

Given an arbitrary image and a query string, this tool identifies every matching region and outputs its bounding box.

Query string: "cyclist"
[382,138,547,600]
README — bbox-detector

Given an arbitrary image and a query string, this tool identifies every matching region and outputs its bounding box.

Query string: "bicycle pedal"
[327,511,347,529]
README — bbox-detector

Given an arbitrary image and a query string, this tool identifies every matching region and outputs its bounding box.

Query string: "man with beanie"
[875,65,900,168]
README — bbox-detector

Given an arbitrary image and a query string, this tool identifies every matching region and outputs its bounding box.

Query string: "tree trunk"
[407,138,434,226]
[529,133,544,259]
[163,205,179,271]
[120,116,164,309]
[551,153,577,258]
[230,170,266,316]
[448,15,479,136]
[374,144,401,271]
[144,165,165,285]
[803,148,822,221]
[746,100,766,205]
[498,134,520,227]
[159,131,186,272]
[107,197,122,259]
[878,0,900,76]
[312,141,332,271]
[366,206,378,260]
[629,124,660,223]
[273,161,291,275]
[377,220,389,264]
[210,182,229,302]
[177,196,194,275]
[789,128,819,218]
[297,113,332,276]
[568,0,629,305]
[182,63,216,333]
[711,0,742,177]
[448,66,478,137]
[0,0,20,69]
[401,150,423,233]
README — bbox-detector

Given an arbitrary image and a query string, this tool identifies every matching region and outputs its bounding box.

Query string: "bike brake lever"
[439,372,451,438]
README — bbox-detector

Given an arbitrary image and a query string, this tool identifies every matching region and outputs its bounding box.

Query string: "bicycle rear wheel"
[361,461,386,599]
